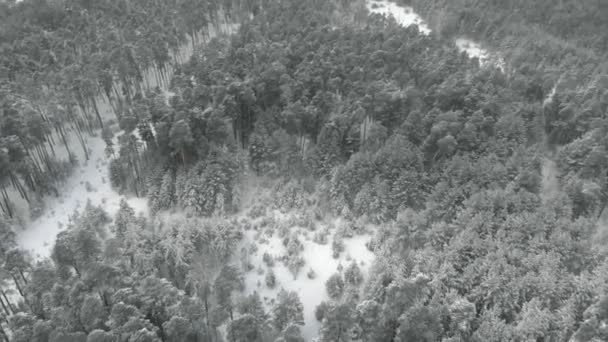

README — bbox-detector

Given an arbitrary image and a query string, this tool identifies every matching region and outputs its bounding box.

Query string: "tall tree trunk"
[0,291,13,314]
[9,172,29,204]
[99,290,109,307]
[73,125,89,161]
[19,269,27,285]
[0,186,13,218]
[91,97,104,128]
[57,125,74,162]
[0,323,9,342]
[11,274,24,297]
[0,295,10,316]
[47,137,56,157]
[73,265,81,278]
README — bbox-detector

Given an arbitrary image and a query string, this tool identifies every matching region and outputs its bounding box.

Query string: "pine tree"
[326,274,345,300]
[344,261,364,287]
[265,269,277,289]
[156,170,175,210]
[272,290,304,331]
[320,303,354,342]
[113,199,135,239]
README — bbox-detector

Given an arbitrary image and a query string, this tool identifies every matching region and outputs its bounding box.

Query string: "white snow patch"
[367,0,505,71]
[543,85,557,107]
[455,38,489,61]
[366,0,431,34]
[455,38,506,71]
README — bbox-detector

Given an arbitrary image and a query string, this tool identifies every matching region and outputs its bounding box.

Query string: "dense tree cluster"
[0,0,255,219]
[1,202,312,342]
[136,0,607,339]
[408,0,608,55]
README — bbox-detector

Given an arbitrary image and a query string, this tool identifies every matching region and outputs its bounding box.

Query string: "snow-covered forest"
[1,0,608,341]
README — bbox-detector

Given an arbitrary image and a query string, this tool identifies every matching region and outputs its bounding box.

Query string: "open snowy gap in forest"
[367,0,505,70]
[237,212,375,341]
[366,0,431,34]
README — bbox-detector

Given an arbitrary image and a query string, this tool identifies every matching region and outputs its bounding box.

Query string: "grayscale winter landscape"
[1,0,608,341]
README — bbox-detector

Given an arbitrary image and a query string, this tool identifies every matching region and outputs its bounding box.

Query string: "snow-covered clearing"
[239,212,374,341]
[367,0,430,34]
[367,0,505,70]
[455,37,506,70]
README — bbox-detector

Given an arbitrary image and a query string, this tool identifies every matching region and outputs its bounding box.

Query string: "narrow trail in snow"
[541,157,560,203]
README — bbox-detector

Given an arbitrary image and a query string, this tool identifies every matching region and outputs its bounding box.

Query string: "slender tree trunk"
[11,274,24,297]
[0,186,13,218]
[0,323,9,342]
[0,291,13,314]
[111,83,122,111]
[47,138,56,157]
[201,293,213,342]
[77,100,94,135]
[0,295,10,316]
[57,125,73,162]
[19,270,27,285]
[99,290,109,307]
[91,98,104,128]
[73,125,89,161]
[73,265,81,278]
[9,172,29,203]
